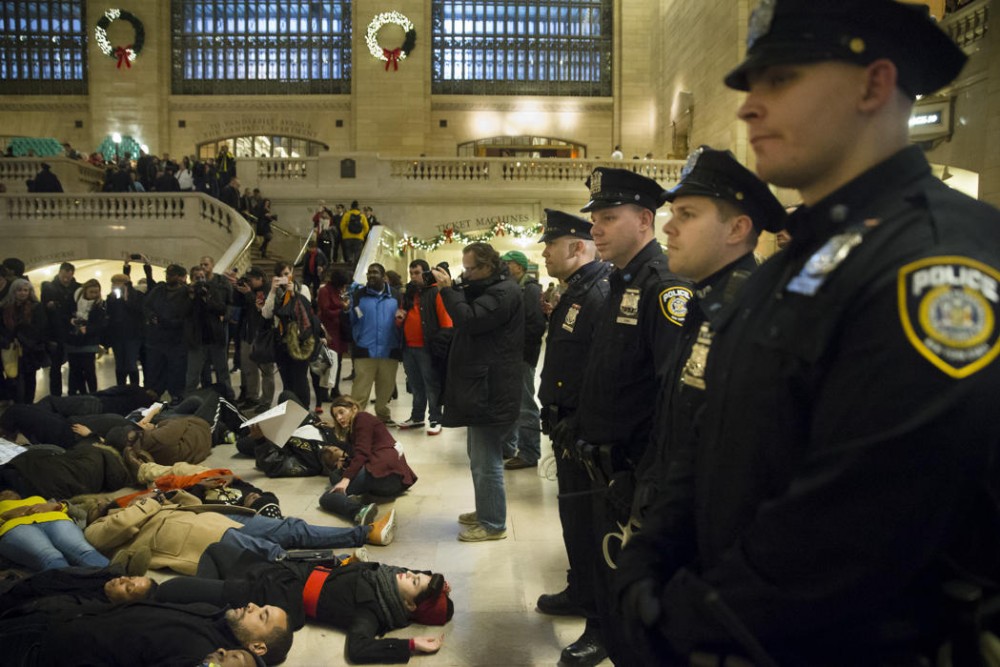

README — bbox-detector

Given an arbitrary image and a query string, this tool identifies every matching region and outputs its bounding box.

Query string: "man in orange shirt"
[397,260,453,435]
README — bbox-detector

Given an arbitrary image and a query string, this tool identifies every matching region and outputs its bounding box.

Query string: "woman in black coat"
[154,542,453,664]
[0,279,49,403]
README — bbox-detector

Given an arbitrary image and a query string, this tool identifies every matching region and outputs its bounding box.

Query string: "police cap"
[663,146,787,233]
[538,208,594,243]
[581,167,664,213]
[724,0,967,97]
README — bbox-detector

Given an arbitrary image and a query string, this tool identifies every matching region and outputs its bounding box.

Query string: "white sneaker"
[427,422,442,435]
[396,419,425,430]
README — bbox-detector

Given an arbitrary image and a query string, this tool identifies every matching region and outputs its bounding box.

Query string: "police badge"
[617,288,641,325]
[747,0,776,49]
[681,322,714,389]
[786,231,864,296]
[898,256,1000,378]
[589,169,603,198]
[562,303,581,333]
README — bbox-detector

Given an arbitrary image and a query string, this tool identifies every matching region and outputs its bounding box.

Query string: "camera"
[129,253,142,261]
[422,270,435,286]
[113,287,122,298]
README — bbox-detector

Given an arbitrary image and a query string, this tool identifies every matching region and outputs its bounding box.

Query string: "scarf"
[74,288,96,321]
[362,564,411,630]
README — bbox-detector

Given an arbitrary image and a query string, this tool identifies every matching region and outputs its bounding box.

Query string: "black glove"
[620,578,662,640]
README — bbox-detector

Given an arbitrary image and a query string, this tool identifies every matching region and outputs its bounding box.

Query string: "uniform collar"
[614,240,664,285]
[566,259,606,287]
[786,146,931,252]
[692,253,758,323]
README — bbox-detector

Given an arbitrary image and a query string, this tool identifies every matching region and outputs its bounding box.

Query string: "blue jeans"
[467,423,511,531]
[220,514,367,561]
[501,362,542,464]
[0,519,109,572]
[402,347,442,423]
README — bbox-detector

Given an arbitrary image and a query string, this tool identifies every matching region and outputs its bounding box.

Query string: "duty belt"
[569,440,630,486]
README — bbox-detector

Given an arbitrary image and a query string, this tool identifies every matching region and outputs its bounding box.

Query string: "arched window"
[170,0,352,95]
[198,136,328,159]
[432,0,612,96]
[458,136,586,158]
[0,1,87,94]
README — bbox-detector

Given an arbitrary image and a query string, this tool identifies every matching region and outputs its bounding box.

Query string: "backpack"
[347,212,363,235]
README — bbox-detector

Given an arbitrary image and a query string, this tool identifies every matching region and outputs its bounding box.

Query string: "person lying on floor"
[235,391,345,478]
[0,565,156,617]
[32,384,158,418]
[154,541,451,664]
[318,395,417,526]
[106,459,284,518]
[0,490,109,572]
[83,491,396,576]
[0,437,135,499]
[0,599,293,667]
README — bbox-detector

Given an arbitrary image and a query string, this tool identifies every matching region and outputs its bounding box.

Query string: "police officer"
[551,168,691,665]
[618,1,1000,664]
[533,210,612,623]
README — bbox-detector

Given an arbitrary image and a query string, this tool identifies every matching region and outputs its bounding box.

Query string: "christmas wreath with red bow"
[95,9,144,69]
[366,11,416,72]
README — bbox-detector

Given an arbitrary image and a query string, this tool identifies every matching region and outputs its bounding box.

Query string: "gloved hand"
[620,578,662,633]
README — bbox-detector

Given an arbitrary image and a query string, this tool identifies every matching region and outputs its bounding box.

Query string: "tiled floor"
[31,354,609,666]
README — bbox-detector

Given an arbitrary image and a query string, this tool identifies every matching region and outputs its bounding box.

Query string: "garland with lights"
[95,9,144,69]
[366,11,416,71]
[397,221,544,255]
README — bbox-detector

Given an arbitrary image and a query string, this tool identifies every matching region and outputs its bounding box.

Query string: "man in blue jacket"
[349,263,402,423]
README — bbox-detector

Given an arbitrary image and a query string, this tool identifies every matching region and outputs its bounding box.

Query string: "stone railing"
[2,192,254,273]
[0,157,105,193]
[256,158,312,182]
[387,156,685,184]
[942,0,990,49]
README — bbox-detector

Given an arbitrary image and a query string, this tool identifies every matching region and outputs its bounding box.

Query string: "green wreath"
[95,9,145,68]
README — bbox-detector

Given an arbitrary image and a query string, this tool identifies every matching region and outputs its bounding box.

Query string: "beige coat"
[84,494,249,575]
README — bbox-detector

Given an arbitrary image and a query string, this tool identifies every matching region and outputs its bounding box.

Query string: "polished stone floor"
[30,353,610,667]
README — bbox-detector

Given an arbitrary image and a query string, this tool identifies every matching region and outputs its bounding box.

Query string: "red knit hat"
[412,581,452,626]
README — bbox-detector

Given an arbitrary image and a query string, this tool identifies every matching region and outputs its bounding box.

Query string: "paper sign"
[0,438,27,465]
[242,401,309,446]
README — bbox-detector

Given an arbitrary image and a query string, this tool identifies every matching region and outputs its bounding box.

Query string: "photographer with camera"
[397,260,453,435]
[262,262,317,409]
[183,266,233,400]
[106,263,146,387]
[65,279,107,395]
[234,266,275,414]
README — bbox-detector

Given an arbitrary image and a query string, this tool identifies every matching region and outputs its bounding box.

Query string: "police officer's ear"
[726,214,757,249]
[859,59,903,114]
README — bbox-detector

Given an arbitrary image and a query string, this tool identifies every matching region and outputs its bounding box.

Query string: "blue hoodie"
[349,284,401,359]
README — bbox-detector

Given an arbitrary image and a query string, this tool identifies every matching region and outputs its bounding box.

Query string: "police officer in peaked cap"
[533,209,613,633]
[548,169,692,666]
[617,2,1000,665]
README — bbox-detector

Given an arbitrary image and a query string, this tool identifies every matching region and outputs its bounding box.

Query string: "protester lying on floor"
[0,490,109,572]
[155,541,451,664]
[0,599,293,667]
[84,493,396,575]
[0,565,156,617]
[0,440,134,503]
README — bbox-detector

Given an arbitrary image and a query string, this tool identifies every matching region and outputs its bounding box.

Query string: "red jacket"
[317,284,348,354]
[343,412,417,487]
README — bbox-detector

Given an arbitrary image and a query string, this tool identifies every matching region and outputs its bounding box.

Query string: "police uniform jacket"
[537,260,612,422]
[439,273,524,427]
[575,240,690,462]
[626,253,758,544]
[654,147,1000,662]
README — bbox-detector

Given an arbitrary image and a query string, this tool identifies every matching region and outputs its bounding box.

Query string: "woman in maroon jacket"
[319,396,417,522]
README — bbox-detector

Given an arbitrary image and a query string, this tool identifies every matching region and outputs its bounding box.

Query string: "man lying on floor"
[0,598,293,667]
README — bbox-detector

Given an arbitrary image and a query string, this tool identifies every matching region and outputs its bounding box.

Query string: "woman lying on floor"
[155,542,452,664]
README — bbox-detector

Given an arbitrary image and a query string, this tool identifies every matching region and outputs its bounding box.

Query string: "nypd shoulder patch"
[660,286,692,326]
[898,256,1000,379]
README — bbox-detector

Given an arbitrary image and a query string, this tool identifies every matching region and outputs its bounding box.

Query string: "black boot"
[560,621,607,667]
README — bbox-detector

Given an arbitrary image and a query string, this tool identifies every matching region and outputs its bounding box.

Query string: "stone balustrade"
[0,157,105,193]
[1,192,254,273]
[943,0,990,50]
